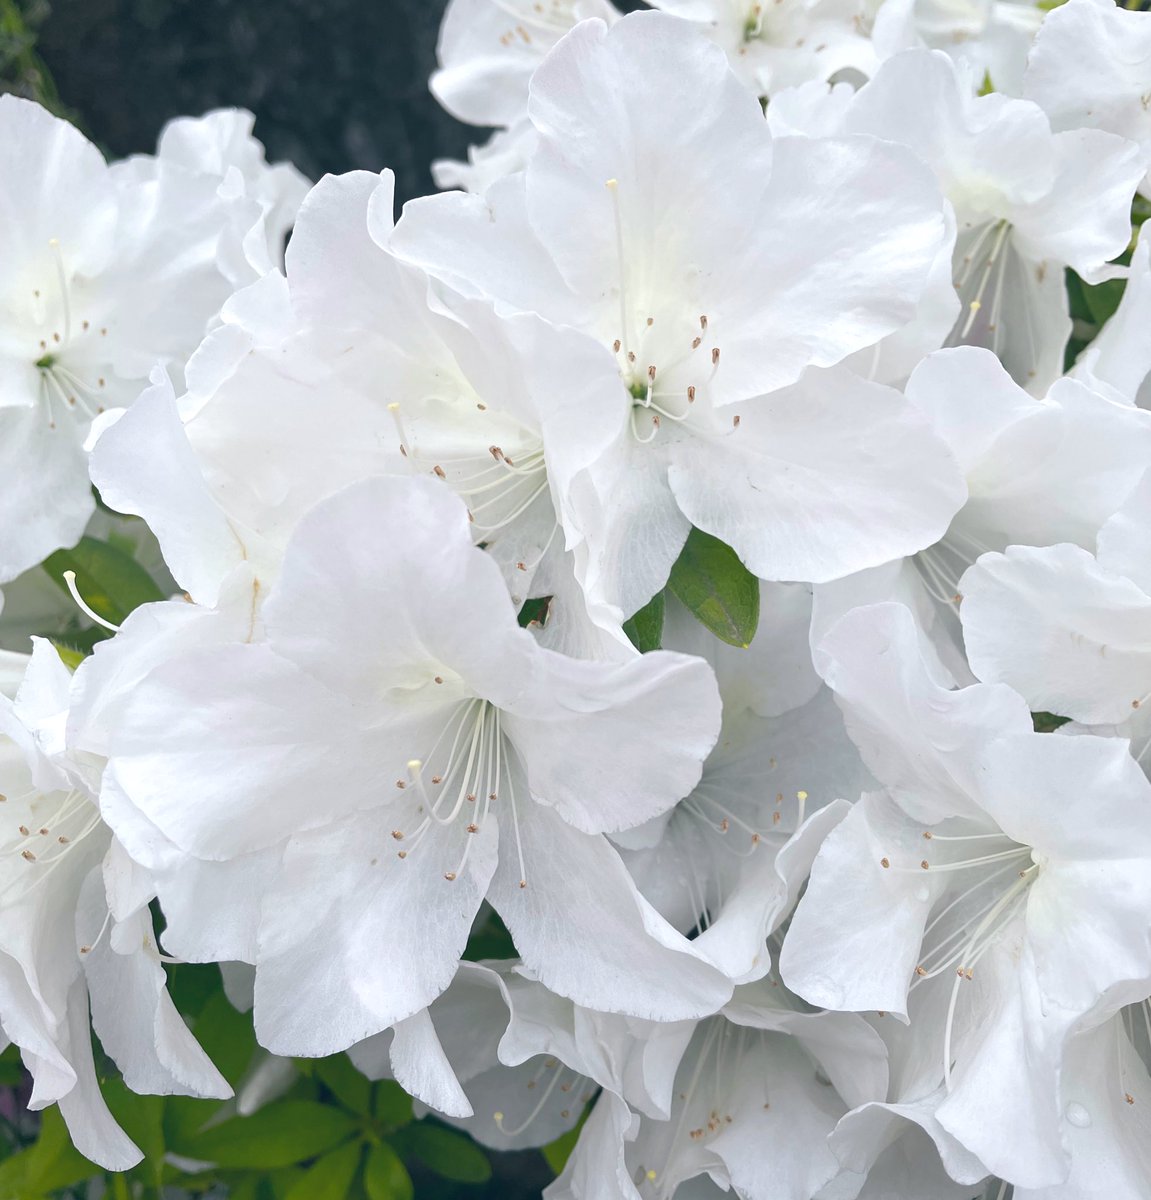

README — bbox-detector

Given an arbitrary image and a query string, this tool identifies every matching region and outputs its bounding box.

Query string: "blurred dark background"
[26,0,643,205]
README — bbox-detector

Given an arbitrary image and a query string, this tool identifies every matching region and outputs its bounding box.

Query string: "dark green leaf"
[402,1124,492,1184]
[174,1100,356,1169]
[284,1140,363,1200]
[517,596,552,628]
[364,1141,413,1200]
[1081,276,1126,328]
[102,1079,165,1187]
[622,592,664,653]
[373,1081,414,1130]
[43,536,164,628]
[315,1054,373,1116]
[668,528,759,647]
[463,905,516,962]
[1032,711,1072,733]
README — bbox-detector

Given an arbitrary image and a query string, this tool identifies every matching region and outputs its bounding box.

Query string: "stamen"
[62,571,121,632]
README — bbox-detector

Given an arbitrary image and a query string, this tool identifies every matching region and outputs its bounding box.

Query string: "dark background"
[34,0,643,206]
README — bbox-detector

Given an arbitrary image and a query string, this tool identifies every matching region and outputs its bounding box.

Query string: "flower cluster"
[2,1,1151,1196]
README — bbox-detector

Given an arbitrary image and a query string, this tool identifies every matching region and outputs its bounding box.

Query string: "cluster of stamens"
[31,239,110,430]
[604,180,736,442]
[491,1056,596,1137]
[882,827,1038,1087]
[388,697,528,888]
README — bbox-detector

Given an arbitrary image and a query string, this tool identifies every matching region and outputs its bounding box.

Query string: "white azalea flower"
[873,0,1046,96]
[812,346,1151,684]
[783,602,1151,1188]
[0,96,255,584]
[959,468,1151,772]
[781,48,1146,392]
[1023,0,1151,199]
[90,169,638,657]
[97,476,731,1056]
[549,978,888,1200]
[152,108,312,276]
[394,12,963,618]
[619,584,872,983]
[0,643,229,1170]
[648,0,886,96]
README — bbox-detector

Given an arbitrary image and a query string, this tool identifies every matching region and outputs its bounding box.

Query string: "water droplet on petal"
[1065,1102,1092,1128]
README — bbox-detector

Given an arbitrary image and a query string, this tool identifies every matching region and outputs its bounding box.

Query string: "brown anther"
[1134,699,1142,709]
[397,850,407,859]
[39,340,46,350]
[627,351,636,363]
[490,445,504,461]
[444,871,457,881]
[965,969,974,980]
[431,775,443,785]
[751,833,760,845]
[700,315,708,330]
[560,1109,570,1119]
[772,811,781,824]
[920,860,930,870]
[467,823,478,833]
[1126,1092,1136,1105]
[82,320,89,331]
[100,328,107,336]
[52,332,60,343]
[395,780,406,789]
[476,402,487,411]
[915,966,927,977]
[880,857,890,868]
[516,561,527,571]
[38,828,49,836]
[432,464,446,479]
[18,825,29,837]
[687,385,696,402]
[488,792,497,801]
[711,347,720,365]
[57,836,69,844]
[434,676,444,684]
[923,831,933,839]
[732,415,740,428]
[613,339,621,353]
[392,831,405,840]
[79,945,91,954]
[467,793,477,803]
[692,336,702,349]
[399,444,408,457]
[648,364,656,382]
[646,316,654,326]
[519,880,527,889]
[21,850,35,862]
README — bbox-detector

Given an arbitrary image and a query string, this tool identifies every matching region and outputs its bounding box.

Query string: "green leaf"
[668,528,759,648]
[542,1124,581,1175]
[1081,276,1126,328]
[364,1141,413,1200]
[50,642,85,672]
[373,1081,414,1130]
[1032,711,1072,733]
[43,536,164,628]
[622,592,664,653]
[284,1141,363,1200]
[517,595,552,628]
[174,1100,356,1169]
[102,1080,165,1188]
[402,1124,492,1184]
[463,905,516,963]
[315,1054,373,1116]
[0,1108,94,1199]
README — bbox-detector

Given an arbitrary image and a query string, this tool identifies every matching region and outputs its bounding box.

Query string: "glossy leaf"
[668,528,759,647]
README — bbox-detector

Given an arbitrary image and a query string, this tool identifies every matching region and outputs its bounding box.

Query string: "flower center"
[388,698,528,888]
[603,180,732,445]
[28,239,109,430]
[945,218,1016,364]
[883,825,1039,1088]
[1,785,105,911]
[491,1056,597,1137]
